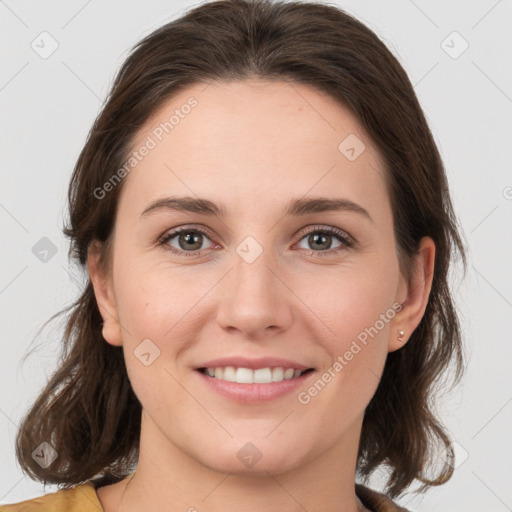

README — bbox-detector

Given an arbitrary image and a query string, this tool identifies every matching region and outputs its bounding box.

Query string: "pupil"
[180,232,201,250]
[311,233,330,250]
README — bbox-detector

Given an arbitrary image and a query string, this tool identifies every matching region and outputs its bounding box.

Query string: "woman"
[1,0,466,511]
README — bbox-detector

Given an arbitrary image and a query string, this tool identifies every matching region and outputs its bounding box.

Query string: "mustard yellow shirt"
[0,481,410,512]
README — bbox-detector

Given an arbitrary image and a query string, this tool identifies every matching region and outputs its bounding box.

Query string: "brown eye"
[303,232,338,251]
[176,231,204,251]
[295,226,354,256]
[158,227,214,255]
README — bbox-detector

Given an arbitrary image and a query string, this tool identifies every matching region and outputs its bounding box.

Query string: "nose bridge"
[216,233,292,336]
[234,236,274,290]
[231,233,279,302]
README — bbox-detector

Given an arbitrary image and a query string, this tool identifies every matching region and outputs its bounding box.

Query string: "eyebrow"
[140,196,373,222]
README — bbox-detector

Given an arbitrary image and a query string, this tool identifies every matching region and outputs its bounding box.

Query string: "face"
[89,80,426,476]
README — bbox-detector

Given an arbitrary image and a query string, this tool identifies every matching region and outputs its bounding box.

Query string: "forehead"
[120,80,390,220]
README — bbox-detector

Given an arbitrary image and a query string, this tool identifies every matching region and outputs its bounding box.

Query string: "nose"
[215,244,293,340]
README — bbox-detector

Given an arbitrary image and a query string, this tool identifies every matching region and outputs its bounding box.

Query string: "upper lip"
[195,356,314,371]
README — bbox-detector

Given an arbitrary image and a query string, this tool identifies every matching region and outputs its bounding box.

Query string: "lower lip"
[195,369,314,404]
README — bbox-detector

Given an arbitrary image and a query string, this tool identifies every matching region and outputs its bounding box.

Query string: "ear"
[87,240,123,347]
[388,236,436,352]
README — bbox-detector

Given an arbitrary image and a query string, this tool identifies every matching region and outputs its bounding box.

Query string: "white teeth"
[283,368,295,380]
[235,367,253,384]
[223,366,236,382]
[254,368,272,383]
[272,367,284,381]
[203,366,308,383]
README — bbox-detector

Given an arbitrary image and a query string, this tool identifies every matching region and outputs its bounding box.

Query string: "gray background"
[1,1,511,510]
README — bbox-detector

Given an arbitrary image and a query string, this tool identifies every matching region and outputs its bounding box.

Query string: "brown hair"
[14,0,467,499]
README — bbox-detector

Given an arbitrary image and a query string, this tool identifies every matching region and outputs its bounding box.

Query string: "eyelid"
[157,224,217,250]
[297,224,355,246]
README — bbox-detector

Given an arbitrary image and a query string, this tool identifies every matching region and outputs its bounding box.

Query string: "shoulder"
[356,483,411,512]
[0,481,103,512]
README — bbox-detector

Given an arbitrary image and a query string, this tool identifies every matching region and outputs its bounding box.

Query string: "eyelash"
[157,225,355,258]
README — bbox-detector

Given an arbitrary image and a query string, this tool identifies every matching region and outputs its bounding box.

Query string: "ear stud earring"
[397,329,405,342]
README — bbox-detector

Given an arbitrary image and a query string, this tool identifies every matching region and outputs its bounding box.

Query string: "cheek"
[309,257,398,342]
[116,269,199,413]
[114,254,197,333]
[296,269,396,432]
[301,255,399,400]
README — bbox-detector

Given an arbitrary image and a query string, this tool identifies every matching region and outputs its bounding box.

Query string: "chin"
[195,436,308,476]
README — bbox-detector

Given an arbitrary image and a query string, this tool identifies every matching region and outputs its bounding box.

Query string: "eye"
[158,226,216,256]
[295,226,354,256]
[157,224,355,258]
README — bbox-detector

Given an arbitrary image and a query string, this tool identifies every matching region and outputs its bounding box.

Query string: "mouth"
[194,365,316,403]
[196,366,315,384]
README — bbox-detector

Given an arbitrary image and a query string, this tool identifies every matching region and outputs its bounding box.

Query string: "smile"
[195,367,316,403]
[198,366,313,383]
